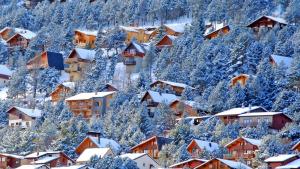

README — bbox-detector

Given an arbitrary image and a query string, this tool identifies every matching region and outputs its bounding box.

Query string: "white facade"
[120,153,159,169]
[9,119,33,128]
[0,78,9,88]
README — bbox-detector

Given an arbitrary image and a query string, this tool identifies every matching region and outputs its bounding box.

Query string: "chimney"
[87,131,101,144]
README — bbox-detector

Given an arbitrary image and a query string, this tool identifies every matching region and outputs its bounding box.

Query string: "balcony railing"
[123,59,136,65]
[224,153,255,159]
[122,51,136,57]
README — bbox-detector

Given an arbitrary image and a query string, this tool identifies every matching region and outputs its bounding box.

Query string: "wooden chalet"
[204,25,230,40]
[230,74,250,88]
[7,106,42,128]
[120,153,160,169]
[163,23,189,36]
[194,158,251,169]
[75,132,120,155]
[100,83,118,92]
[169,158,208,169]
[27,51,64,70]
[6,28,36,49]
[170,100,200,117]
[65,91,116,119]
[50,82,75,103]
[73,30,97,49]
[224,137,261,167]
[131,136,173,159]
[23,151,74,168]
[0,65,12,88]
[0,153,24,169]
[0,27,14,41]
[186,139,219,157]
[141,90,177,114]
[264,154,299,169]
[155,35,177,49]
[292,141,300,152]
[65,48,96,81]
[247,15,287,32]
[275,158,300,169]
[150,80,193,96]
[120,26,157,44]
[238,112,292,130]
[122,40,146,73]
[215,106,267,125]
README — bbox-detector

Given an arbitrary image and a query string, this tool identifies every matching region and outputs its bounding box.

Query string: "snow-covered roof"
[238,112,284,117]
[0,65,12,76]
[265,154,298,162]
[218,159,252,169]
[215,106,265,117]
[14,28,36,40]
[145,90,178,105]
[166,35,178,41]
[0,27,10,34]
[265,16,287,24]
[25,151,60,158]
[66,91,116,101]
[270,55,293,68]
[119,153,146,160]
[152,80,191,89]
[276,159,300,169]
[73,48,96,60]
[16,165,48,169]
[75,29,98,36]
[52,165,87,169]
[204,22,229,36]
[86,136,120,151]
[76,148,111,163]
[9,106,42,118]
[119,26,139,33]
[62,82,75,90]
[32,156,59,164]
[248,15,287,26]
[169,158,208,168]
[164,23,189,33]
[189,139,219,152]
[131,41,145,53]
[0,153,24,159]
[225,137,261,147]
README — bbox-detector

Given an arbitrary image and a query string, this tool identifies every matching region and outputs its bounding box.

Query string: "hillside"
[0,0,299,169]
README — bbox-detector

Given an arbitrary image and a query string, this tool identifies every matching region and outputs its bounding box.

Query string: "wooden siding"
[224,138,258,167]
[74,31,96,49]
[131,137,160,159]
[205,26,230,39]
[51,85,72,103]
[0,28,13,41]
[7,34,30,49]
[267,156,299,169]
[195,159,231,169]
[247,16,286,32]
[156,35,174,49]
[0,155,22,169]
[27,52,49,70]
[170,101,198,117]
[150,81,185,96]
[170,159,205,169]
[75,137,99,155]
[124,29,157,44]
[230,74,249,87]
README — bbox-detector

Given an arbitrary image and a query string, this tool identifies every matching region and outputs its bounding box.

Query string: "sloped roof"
[87,136,120,151]
[25,151,60,158]
[276,158,300,169]
[225,137,261,148]
[238,112,285,117]
[131,136,173,151]
[16,164,49,169]
[0,65,12,76]
[75,29,98,36]
[52,165,87,169]
[265,154,298,162]
[66,91,115,101]
[69,48,96,60]
[76,148,111,163]
[32,156,59,164]
[204,25,230,37]
[143,90,178,105]
[188,139,219,152]
[215,106,266,117]
[0,153,24,159]
[62,82,75,90]
[247,15,287,27]
[270,55,293,68]
[292,141,300,150]
[151,80,192,89]
[169,158,208,168]
[195,158,251,169]
[7,106,42,118]
[164,23,189,33]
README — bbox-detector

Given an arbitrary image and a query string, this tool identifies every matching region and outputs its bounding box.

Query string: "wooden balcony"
[224,153,255,160]
[122,51,136,57]
[65,58,79,64]
[123,59,136,65]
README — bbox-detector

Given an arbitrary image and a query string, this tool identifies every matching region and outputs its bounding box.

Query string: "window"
[26,122,30,126]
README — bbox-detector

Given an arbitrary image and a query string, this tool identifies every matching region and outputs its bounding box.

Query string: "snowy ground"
[0,87,8,100]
